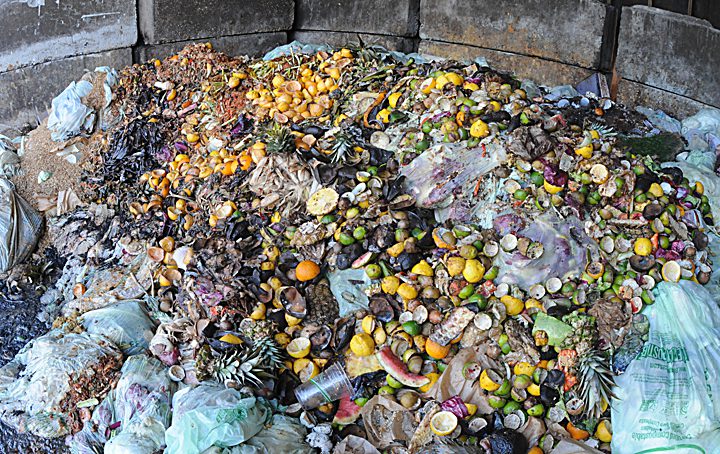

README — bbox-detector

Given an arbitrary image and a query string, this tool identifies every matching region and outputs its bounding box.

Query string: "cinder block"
[134,32,288,62]
[420,0,606,69]
[291,31,416,53]
[295,0,420,37]
[0,49,132,134]
[0,0,137,72]
[617,79,713,119]
[419,40,595,88]
[139,0,294,44]
[616,6,720,108]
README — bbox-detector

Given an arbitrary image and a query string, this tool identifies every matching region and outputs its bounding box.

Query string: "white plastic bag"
[611,281,720,453]
[69,355,173,454]
[47,79,95,142]
[164,383,272,453]
[0,329,123,437]
[81,300,155,355]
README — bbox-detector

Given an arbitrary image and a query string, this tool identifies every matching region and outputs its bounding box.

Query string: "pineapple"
[207,336,285,388]
[577,351,616,419]
[265,123,295,154]
[560,311,597,356]
[330,131,354,164]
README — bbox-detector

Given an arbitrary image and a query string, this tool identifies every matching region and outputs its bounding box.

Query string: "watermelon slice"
[376,346,430,388]
[333,393,361,425]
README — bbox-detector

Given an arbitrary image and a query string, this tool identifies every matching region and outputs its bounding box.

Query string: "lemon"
[590,129,600,139]
[287,337,311,358]
[298,360,320,382]
[464,81,479,91]
[500,295,524,316]
[445,72,463,86]
[634,238,653,256]
[250,303,266,320]
[388,92,402,109]
[350,333,375,356]
[411,260,433,276]
[420,77,435,94]
[446,256,466,277]
[662,260,682,282]
[648,182,664,198]
[361,315,376,335]
[695,181,705,195]
[419,373,439,393]
[285,313,303,327]
[274,332,291,347]
[513,362,536,377]
[479,369,502,392]
[543,180,564,194]
[590,163,610,184]
[381,276,400,294]
[575,145,593,159]
[527,383,541,396]
[430,411,458,436]
[470,120,489,138]
[293,357,311,374]
[464,403,478,417]
[463,259,485,284]
[397,283,418,301]
[595,420,612,443]
[218,333,243,345]
[435,74,450,90]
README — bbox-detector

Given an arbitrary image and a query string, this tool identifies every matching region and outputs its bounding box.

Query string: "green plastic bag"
[164,383,272,454]
[611,281,720,453]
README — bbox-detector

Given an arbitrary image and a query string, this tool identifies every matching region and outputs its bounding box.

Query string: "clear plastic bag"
[69,355,173,454]
[495,212,595,291]
[0,179,43,272]
[0,329,123,438]
[164,383,272,453]
[400,142,506,223]
[81,300,155,355]
[611,281,720,453]
[223,415,312,454]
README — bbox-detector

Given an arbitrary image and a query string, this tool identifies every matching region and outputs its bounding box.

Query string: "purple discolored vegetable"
[441,395,469,419]
[543,164,568,187]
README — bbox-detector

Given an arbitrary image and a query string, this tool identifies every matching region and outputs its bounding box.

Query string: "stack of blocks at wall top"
[0,0,718,133]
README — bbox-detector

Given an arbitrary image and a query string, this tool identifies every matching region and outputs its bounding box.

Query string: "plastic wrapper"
[495,212,596,291]
[0,329,123,438]
[221,415,312,454]
[328,268,372,317]
[0,179,43,272]
[69,355,173,454]
[81,300,155,355]
[400,142,506,223]
[263,40,332,61]
[424,346,500,415]
[359,395,416,449]
[333,435,381,454]
[47,79,95,142]
[164,383,272,453]
[611,281,720,452]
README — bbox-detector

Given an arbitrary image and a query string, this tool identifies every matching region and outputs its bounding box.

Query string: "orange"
[296,260,320,281]
[566,421,590,440]
[528,447,544,454]
[425,339,451,359]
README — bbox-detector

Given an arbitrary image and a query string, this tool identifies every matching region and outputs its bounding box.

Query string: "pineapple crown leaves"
[211,336,285,388]
[330,130,354,164]
[577,351,617,419]
[263,122,296,154]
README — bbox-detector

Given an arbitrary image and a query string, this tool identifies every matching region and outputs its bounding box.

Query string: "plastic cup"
[294,363,352,410]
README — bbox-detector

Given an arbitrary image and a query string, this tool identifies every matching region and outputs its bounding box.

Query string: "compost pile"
[0,42,718,454]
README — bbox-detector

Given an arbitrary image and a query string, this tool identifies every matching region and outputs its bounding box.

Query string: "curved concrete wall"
[1,0,718,133]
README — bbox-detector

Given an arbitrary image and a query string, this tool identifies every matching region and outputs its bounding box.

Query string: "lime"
[402,321,421,336]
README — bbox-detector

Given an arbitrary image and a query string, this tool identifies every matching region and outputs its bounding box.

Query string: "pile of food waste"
[0,41,718,454]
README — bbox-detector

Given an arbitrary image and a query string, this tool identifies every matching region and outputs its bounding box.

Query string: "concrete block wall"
[0,0,718,133]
